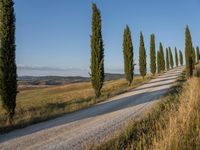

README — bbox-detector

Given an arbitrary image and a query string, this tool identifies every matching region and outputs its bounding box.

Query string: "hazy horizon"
[17,65,142,77]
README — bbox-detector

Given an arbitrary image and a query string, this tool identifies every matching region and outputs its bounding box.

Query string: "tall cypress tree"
[169,47,174,69]
[196,46,200,63]
[166,48,170,70]
[150,34,156,75]
[179,50,183,66]
[139,32,146,79]
[90,3,104,97]
[185,26,193,77]
[0,0,17,124]
[157,51,161,73]
[123,25,134,86]
[159,42,165,72]
[175,47,178,67]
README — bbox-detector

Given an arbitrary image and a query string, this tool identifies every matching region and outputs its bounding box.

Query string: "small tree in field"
[0,0,17,125]
[159,42,165,72]
[169,47,174,69]
[90,3,104,97]
[185,26,193,77]
[157,51,161,73]
[123,25,134,86]
[150,34,156,75]
[179,50,184,66]
[139,32,146,79]
[166,48,170,70]
[175,47,178,67]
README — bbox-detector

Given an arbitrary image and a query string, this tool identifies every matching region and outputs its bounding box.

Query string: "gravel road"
[0,67,183,150]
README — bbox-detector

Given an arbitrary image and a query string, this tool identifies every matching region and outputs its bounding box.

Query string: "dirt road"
[0,67,183,150]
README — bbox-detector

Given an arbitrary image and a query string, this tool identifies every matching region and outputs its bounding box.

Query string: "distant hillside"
[18,73,125,86]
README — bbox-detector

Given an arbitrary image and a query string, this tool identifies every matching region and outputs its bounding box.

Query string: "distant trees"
[90,3,104,97]
[157,51,161,73]
[179,50,183,66]
[159,42,165,72]
[166,48,170,70]
[0,0,17,125]
[169,47,174,69]
[123,25,134,86]
[185,26,193,77]
[139,32,146,79]
[150,34,156,75]
[196,46,200,63]
[175,47,178,67]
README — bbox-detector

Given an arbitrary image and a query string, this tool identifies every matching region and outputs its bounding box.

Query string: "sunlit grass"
[92,67,200,150]
[0,76,147,133]
[152,78,200,150]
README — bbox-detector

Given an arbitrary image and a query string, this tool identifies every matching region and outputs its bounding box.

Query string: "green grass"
[0,76,148,133]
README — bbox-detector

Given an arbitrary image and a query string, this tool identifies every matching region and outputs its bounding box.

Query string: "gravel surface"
[0,67,183,150]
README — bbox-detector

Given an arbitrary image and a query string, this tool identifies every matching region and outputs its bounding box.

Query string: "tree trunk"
[6,113,13,126]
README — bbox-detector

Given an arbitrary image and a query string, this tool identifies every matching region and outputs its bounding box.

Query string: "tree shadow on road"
[0,80,178,143]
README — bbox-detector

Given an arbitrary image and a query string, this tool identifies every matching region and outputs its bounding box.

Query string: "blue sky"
[15,0,200,76]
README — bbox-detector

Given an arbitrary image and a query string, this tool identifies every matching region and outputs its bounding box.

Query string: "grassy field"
[0,76,148,133]
[92,66,200,150]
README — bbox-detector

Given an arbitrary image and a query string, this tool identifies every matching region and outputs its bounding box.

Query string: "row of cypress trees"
[90,4,136,97]
[90,3,188,98]
[1,2,199,124]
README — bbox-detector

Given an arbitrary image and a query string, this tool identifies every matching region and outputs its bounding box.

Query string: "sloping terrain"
[0,67,183,150]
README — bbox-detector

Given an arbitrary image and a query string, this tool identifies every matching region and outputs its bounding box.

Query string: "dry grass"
[152,77,200,150]
[0,76,146,133]
[92,69,200,150]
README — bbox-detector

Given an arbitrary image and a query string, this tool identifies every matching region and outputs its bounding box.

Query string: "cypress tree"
[150,34,156,75]
[185,26,193,77]
[139,32,146,79]
[157,51,161,73]
[123,25,134,86]
[196,46,200,63]
[175,47,178,67]
[192,47,196,67]
[166,48,170,70]
[90,3,104,97]
[169,47,174,69]
[179,50,183,66]
[159,42,165,71]
[0,0,17,124]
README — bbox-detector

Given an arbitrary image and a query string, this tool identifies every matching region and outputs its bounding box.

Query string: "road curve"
[0,67,183,150]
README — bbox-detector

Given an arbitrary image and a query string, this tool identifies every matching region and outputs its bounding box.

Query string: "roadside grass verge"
[0,76,148,133]
[152,77,200,149]
[91,70,187,150]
